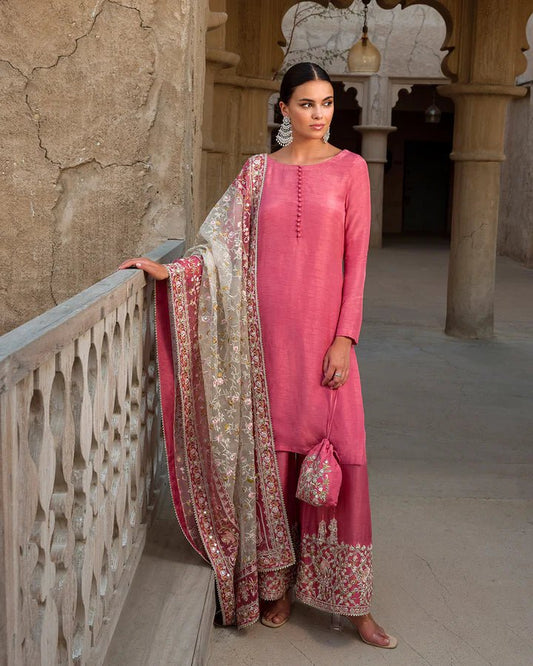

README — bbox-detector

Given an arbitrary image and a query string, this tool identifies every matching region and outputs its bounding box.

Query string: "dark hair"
[279,62,332,104]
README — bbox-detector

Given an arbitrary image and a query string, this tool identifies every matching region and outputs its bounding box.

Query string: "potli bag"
[296,391,342,507]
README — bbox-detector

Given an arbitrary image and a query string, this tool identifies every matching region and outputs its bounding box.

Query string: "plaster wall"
[0,0,206,334]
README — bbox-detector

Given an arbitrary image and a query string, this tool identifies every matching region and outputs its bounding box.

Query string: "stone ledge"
[0,239,185,391]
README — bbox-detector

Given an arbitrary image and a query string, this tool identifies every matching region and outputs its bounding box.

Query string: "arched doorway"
[385,84,454,242]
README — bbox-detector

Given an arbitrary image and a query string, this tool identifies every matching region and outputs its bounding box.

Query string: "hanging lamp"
[425,90,442,123]
[348,0,381,74]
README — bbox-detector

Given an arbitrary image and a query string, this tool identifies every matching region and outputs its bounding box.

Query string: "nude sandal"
[260,592,291,628]
[359,632,398,649]
[353,613,398,649]
[260,613,290,628]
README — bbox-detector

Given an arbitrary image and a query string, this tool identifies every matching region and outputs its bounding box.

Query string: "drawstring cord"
[325,390,339,439]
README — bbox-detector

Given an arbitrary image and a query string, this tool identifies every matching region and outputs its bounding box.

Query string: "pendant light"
[425,90,442,124]
[348,0,381,74]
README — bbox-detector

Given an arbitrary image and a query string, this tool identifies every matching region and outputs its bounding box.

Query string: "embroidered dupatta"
[155,154,294,628]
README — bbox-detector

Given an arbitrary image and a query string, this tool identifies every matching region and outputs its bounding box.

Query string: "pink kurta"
[157,151,374,621]
[256,150,371,466]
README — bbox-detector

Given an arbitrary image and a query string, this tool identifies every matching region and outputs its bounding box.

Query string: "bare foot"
[261,593,291,627]
[349,613,397,648]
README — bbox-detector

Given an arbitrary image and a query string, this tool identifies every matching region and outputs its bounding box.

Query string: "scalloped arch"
[281,0,354,10]
[277,0,355,52]
[377,1,533,82]
[376,0,456,78]
[376,0,452,29]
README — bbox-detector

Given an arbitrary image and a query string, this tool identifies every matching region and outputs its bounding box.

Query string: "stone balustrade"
[0,240,184,665]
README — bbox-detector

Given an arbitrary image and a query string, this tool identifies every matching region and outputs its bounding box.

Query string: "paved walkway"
[208,241,533,666]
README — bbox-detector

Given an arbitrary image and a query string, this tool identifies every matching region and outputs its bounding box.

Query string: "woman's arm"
[335,155,371,346]
[322,156,371,389]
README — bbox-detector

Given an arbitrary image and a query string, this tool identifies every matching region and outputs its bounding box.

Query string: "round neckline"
[267,149,347,167]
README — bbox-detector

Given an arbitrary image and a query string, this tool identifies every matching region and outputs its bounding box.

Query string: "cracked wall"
[0,0,206,333]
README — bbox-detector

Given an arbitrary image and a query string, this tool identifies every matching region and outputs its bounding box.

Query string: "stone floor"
[104,480,215,666]
[207,240,533,666]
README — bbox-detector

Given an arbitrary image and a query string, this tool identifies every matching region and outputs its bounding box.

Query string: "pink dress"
[158,150,374,618]
[256,150,371,466]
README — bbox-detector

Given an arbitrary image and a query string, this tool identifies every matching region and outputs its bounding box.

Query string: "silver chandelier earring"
[276,116,293,146]
[323,126,331,143]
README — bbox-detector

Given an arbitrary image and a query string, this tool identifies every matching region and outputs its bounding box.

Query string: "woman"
[119,62,396,649]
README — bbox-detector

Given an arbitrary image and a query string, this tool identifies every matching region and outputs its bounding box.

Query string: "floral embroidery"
[296,518,373,616]
[296,453,332,506]
[258,521,300,600]
[295,438,342,507]
[258,565,297,601]
[259,517,373,615]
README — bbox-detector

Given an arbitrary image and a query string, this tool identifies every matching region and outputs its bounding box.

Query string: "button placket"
[296,165,303,239]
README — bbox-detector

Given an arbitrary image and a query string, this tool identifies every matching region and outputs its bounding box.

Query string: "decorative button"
[296,167,303,238]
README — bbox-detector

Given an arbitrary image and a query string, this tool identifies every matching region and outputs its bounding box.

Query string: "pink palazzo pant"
[258,452,373,616]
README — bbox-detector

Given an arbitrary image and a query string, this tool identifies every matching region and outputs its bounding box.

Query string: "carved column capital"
[207,11,228,32]
[438,82,527,162]
[354,125,397,164]
[206,49,240,69]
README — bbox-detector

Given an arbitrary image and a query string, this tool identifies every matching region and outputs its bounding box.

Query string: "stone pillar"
[205,72,279,210]
[199,48,240,227]
[376,0,533,338]
[195,4,241,236]
[439,83,526,338]
[200,0,280,219]
[220,74,280,159]
[355,125,396,248]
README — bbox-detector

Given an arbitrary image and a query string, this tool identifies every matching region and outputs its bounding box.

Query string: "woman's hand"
[118,257,169,281]
[322,335,353,389]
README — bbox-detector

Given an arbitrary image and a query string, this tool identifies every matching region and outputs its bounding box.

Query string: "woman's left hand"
[322,336,353,389]
[117,257,170,280]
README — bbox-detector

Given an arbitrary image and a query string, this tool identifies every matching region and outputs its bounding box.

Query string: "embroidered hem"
[296,518,372,616]
[295,592,371,617]
[258,565,297,601]
[258,517,372,615]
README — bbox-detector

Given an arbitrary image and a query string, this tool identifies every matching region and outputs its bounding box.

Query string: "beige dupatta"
[155,154,294,628]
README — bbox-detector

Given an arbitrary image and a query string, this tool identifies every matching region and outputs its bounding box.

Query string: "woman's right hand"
[118,257,170,281]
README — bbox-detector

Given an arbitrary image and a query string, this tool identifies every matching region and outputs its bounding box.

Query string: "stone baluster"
[0,240,183,665]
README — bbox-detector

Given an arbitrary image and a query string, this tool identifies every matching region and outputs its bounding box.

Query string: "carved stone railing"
[0,240,184,665]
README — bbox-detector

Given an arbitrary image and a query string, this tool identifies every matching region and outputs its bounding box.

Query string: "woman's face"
[280,79,334,143]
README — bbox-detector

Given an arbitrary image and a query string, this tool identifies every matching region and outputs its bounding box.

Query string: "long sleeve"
[335,155,371,345]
